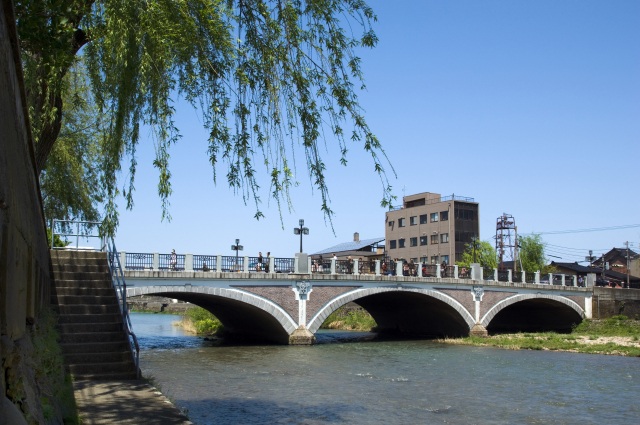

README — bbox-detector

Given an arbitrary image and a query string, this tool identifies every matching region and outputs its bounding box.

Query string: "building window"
[430,212,439,222]
[431,256,439,264]
[399,238,405,248]
[390,240,396,249]
[410,237,417,247]
[440,233,449,243]
[420,214,428,224]
[430,234,439,244]
[441,210,449,221]
[410,216,417,226]
[398,218,406,227]
[420,256,428,264]
[420,236,428,246]
[441,255,449,265]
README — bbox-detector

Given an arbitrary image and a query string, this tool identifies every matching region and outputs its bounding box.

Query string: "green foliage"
[40,59,106,225]
[45,228,71,248]
[457,240,497,269]
[573,316,640,337]
[184,307,223,335]
[519,234,546,273]
[30,309,80,424]
[321,306,376,331]
[16,0,394,234]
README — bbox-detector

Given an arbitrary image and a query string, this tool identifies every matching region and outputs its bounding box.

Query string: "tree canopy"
[16,0,394,233]
[518,234,546,273]
[457,239,497,270]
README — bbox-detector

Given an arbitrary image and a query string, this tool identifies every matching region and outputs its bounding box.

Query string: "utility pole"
[625,241,630,289]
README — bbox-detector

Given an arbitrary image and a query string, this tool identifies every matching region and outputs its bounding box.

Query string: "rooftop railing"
[388,194,475,211]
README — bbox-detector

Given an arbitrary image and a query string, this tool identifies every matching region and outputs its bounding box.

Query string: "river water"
[131,313,639,425]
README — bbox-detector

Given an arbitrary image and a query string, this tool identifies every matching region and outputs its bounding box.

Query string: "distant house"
[591,247,639,277]
[312,232,385,261]
[550,261,640,289]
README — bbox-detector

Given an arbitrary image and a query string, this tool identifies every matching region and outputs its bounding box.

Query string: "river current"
[131,313,639,425]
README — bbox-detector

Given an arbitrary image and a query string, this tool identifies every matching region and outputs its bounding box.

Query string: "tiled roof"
[313,237,385,255]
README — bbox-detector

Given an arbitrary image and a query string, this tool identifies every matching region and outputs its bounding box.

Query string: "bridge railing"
[221,255,243,272]
[194,254,217,271]
[160,252,185,271]
[118,250,585,286]
[125,252,154,270]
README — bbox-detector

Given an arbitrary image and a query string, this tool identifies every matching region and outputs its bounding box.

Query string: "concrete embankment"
[73,380,192,424]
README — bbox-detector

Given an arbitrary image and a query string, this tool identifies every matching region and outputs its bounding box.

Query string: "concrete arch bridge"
[125,271,591,345]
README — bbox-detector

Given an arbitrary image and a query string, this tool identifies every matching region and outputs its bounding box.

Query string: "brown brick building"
[384,192,480,265]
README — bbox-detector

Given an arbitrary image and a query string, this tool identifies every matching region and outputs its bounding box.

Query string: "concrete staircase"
[51,250,139,380]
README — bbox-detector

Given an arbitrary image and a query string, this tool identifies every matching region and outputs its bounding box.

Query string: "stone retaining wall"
[1,3,55,422]
[592,288,640,319]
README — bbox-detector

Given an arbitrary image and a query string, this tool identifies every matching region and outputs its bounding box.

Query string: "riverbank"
[440,316,640,356]
[323,309,640,357]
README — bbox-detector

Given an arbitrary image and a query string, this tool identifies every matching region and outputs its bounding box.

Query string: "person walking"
[264,252,271,273]
[170,249,177,270]
[257,252,263,271]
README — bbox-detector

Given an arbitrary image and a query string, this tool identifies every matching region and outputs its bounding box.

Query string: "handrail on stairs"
[105,236,140,379]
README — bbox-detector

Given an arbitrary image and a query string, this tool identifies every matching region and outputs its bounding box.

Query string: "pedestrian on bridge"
[257,252,264,271]
[265,252,271,273]
[170,249,177,270]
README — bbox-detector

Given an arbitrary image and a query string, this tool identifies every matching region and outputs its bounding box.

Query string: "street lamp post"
[293,219,309,253]
[231,238,243,271]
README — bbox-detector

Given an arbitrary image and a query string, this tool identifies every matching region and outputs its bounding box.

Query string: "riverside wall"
[592,287,640,320]
[1,2,55,423]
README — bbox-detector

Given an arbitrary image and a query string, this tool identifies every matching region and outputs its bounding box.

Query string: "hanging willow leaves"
[15,0,395,234]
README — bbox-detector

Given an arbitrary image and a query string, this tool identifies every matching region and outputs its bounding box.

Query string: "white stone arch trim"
[307,286,476,333]
[126,285,298,334]
[480,293,585,327]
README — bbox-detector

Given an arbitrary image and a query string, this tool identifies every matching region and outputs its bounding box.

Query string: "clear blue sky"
[113,0,640,263]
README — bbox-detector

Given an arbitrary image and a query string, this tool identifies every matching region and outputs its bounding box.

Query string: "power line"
[523,224,640,235]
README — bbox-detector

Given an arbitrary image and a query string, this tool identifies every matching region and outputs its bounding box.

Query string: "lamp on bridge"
[231,238,243,271]
[293,219,309,253]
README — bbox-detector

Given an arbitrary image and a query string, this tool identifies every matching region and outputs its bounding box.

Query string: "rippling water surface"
[132,313,639,425]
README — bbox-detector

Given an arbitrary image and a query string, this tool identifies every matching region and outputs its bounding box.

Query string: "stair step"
[57,313,123,324]
[61,331,127,343]
[58,322,124,333]
[53,278,113,287]
[69,371,140,380]
[64,350,133,364]
[52,262,109,270]
[61,341,131,354]
[52,295,118,305]
[52,271,111,280]
[67,360,137,376]
[52,287,116,296]
[54,304,121,315]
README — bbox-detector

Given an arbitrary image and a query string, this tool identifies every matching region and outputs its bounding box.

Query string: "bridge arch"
[308,287,476,336]
[481,294,585,334]
[127,286,298,343]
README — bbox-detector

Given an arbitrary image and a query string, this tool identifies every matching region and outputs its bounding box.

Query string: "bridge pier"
[469,323,488,337]
[289,326,316,345]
